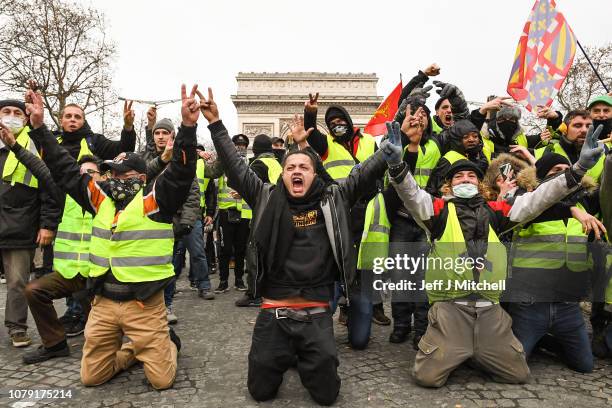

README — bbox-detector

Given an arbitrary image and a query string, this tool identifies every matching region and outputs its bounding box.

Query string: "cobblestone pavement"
[0,275,611,408]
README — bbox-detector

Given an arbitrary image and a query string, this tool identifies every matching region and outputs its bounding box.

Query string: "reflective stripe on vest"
[196,159,210,209]
[535,142,605,182]
[412,139,442,188]
[240,157,282,220]
[88,189,174,282]
[53,139,94,279]
[357,193,391,270]
[54,195,93,279]
[511,203,591,272]
[217,176,239,210]
[426,202,507,303]
[322,133,377,181]
[2,126,39,188]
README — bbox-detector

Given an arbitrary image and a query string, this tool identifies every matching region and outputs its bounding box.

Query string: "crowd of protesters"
[0,62,611,405]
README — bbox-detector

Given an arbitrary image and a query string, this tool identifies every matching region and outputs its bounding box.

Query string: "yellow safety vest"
[426,202,507,303]
[322,133,377,182]
[88,189,175,282]
[512,203,591,272]
[357,193,390,270]
[241,156,283,220]
[431,117,443,135]
[534,143,605,182]
[412,139,442,188]
[2,126,39,188]
[217,176,240,210]
[196,159,210,209]
[53,139,94,278]
[443,148,491,166]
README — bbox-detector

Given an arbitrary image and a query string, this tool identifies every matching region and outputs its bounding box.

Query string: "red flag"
[507,0,577,111]
[364,81,402,136]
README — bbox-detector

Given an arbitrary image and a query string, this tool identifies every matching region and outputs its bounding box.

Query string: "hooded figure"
[426,120,489,196]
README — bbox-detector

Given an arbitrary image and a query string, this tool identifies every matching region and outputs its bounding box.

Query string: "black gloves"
[433,80,469,120]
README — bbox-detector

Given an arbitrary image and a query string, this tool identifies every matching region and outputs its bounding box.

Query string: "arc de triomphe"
[231,72,383,145]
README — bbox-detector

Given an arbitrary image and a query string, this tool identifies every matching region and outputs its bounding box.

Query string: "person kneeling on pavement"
[387,121,605,387]
[202,89,391,405]
[28,84,203,389]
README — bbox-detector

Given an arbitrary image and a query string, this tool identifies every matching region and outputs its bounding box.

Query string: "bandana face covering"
[108,177,143,204]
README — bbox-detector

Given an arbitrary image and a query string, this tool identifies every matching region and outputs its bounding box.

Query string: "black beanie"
[445,159,484,181]
[535,153,571,181]
[0,99,26,115]
[252,134,272,155]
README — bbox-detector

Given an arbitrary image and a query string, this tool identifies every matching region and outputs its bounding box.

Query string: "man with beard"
[202,88,393,405]
[28,84,201,389]
[302,92,390,348]
[535,110,608,183]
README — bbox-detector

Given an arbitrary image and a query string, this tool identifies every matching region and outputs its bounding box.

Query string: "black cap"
[535,153,571,181]
[100,152,146,175]
[445,159,484,181]
[253,134,272,155]
[0,99,26,115]
[232,134,250,147]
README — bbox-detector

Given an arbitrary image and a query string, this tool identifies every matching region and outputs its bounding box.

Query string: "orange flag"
[364,81,403,136]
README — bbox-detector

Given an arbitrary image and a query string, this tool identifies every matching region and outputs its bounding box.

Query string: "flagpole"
[576,40,610,93]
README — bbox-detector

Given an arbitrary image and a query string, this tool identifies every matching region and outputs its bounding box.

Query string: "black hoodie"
[53,121,137,161]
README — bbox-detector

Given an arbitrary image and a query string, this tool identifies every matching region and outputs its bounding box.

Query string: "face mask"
[452,183,479,199]
[1,116,25,134]
[331,124,348,138]
[496,120,518,140]
[592,118,612,139]
[108,177,143,204]
[273,149,286,162]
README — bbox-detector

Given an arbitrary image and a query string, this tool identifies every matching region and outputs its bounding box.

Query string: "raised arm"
[92,100,137,159]
[201,88,265,207]
[302,92,328,155]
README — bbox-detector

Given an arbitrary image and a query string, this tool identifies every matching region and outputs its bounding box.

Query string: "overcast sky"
[85,0,611,137]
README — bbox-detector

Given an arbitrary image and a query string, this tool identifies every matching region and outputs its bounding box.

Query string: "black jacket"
[0,139,61,249]
[53,122,136,161]
[209,120,388,302]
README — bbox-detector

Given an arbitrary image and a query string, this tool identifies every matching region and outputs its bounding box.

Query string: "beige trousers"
[414,302,530,387]
[80,291,177,390]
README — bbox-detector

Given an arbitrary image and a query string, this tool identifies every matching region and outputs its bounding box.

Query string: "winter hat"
[153,118,175,134]
[0,99,26,115]
[497,105,521,122]
[535,153,571,181]
[253,134,273,155]
[445,159,484,181]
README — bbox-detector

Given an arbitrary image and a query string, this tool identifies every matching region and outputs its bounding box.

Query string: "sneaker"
[166,307,178,325]
[372,304,391,326]
[198,289,215,300]
[234,281,247,291]
[389,327,410,344]
[169,327,181,353]
[0,273,5,284]
[65,320,86,337]
[235,294,262,307]
[338,306,348,326]
[208,265,217,275]
[23,344,70,364]
[11,332,32,348]
[214,280,229,294]
[189,281,198,291]
[59,313,76,326]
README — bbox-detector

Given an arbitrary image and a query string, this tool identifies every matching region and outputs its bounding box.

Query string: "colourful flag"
[364,81,402,136]
[507,0,577,111]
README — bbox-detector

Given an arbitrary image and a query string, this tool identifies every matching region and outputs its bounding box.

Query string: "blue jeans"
[508,301,593,372]
[331,281,372,350]
[164,220,210,307]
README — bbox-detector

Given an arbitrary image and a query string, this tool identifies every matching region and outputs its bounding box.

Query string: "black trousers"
[248,310,341,406]
[218,209,250,284]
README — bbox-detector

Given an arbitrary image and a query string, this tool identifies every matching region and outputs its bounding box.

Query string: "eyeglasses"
[84,169,100,175]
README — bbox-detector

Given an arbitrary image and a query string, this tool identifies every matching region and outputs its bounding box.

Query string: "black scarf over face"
[61,121,93,142]
[253,175,326,278]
